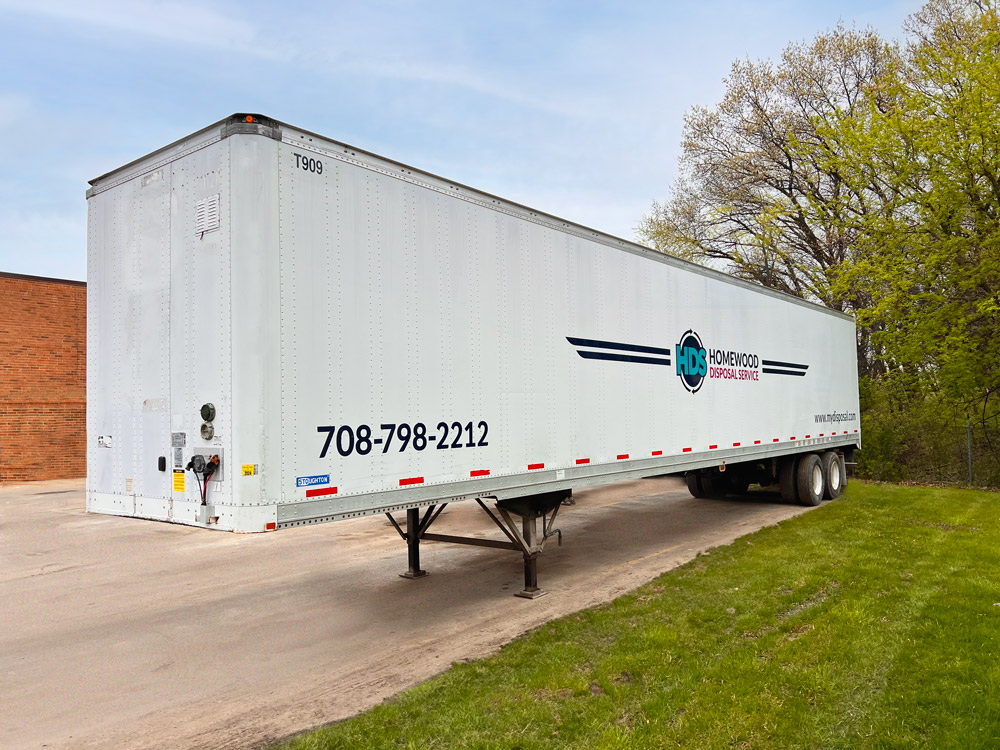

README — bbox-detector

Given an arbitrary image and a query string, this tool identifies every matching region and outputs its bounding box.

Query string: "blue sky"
[0,0,919,281]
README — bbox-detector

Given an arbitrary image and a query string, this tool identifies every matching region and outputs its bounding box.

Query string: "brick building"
[0,272,86,482]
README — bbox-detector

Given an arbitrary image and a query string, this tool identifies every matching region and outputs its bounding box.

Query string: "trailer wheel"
[725,475,750,496]
[685,473,705,498]
[821,451,842,500]
[699,472,727,499]
[779,457,799,503]
[796,454,824,506]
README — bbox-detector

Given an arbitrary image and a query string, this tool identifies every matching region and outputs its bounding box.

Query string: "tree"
[824,0,1000,414]
[637,25,897,374]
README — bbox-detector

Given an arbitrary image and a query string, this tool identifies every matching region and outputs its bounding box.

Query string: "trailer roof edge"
[87,113,854,323]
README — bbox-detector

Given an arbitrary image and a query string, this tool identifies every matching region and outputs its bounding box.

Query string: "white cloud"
[335,58,597,119]
[0,0,283,56]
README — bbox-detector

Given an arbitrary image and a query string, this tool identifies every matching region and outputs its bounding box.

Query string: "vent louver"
[195,194,221,235]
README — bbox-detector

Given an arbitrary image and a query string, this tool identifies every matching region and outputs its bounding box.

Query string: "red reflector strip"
[399,477,424,486]
[265,522,276,530]
[709,444,718,450]
[819,433,824,437]
[651,450,663,456]
[617,454,629,460]
[528,463,544,471]
[805,435,811,439]
[576,458,590,465]
[773,438,779,442]
[790,437,797,440]
[854,429,859,433]
[305,486,338,498]
[682,447,692,453]
[754,440,761,445]
[732,442,741,447]
[470,469,490,477]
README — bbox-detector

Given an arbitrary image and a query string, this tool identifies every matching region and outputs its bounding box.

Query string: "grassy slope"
[281,484,1000,749]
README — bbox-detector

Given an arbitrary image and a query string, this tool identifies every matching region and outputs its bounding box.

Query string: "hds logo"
[675,330,707,393]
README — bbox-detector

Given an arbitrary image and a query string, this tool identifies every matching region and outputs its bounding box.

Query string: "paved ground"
[0,477,815,749]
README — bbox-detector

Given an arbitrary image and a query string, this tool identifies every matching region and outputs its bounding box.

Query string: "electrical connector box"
[189,451,224,482]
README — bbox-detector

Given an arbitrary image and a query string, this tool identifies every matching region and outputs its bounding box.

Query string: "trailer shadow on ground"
[1,477,818,750]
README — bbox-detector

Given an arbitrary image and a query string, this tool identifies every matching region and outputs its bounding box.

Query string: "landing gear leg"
[516,513,545,599]
[400,507,428,579]
[386,491,566,597]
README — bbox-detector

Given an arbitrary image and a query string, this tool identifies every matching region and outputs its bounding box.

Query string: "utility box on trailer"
[87,114,861,594]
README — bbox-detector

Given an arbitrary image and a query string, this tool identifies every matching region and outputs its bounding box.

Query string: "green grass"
[280,483,1000,749]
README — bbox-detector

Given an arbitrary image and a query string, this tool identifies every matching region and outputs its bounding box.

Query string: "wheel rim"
[830,461,841,491]
[811,464,823,497]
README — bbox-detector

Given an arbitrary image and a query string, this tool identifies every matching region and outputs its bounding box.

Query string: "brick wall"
[0,272,86,482]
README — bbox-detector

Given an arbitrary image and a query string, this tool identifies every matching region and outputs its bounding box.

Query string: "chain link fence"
[857,405,1000,488]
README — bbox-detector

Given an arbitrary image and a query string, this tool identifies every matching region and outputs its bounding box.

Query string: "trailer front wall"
[88,136,237,523]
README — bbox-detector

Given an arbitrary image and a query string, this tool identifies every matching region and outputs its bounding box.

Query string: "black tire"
[685,472,705,498]
[779,457,799,502]
[700,472,726,498]
[796,453,824,506]
[821,451,843,500]
[725,474,750,496]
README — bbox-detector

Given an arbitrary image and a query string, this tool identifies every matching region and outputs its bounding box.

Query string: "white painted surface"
[86,115,861,531]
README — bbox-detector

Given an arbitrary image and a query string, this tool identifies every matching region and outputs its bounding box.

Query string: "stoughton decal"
[296,474,330,488]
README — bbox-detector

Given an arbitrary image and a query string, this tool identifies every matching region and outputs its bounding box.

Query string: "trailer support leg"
[387,492,566,597]
[400,507,428,579]
[515,511,546,599]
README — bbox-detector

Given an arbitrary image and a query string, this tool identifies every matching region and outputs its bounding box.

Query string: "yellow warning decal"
[242,464,257,477]
[173,470,185,492]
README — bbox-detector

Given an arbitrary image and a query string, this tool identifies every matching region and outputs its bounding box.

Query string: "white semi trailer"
[87,114,861,597]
